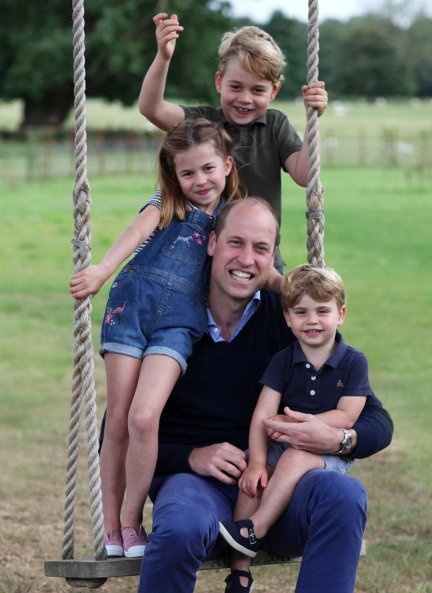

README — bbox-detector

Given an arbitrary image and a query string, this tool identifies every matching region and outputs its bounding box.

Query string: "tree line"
[1,0,431,130]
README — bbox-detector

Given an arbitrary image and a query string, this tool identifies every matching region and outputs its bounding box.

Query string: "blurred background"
[1,0,431,181]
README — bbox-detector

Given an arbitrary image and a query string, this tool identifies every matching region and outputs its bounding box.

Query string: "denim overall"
[100,205,218,372]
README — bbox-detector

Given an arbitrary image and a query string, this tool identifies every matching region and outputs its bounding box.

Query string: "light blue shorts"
[266,441,353,474]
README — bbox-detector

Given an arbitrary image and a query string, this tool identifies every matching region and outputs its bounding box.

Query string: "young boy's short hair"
[218,26,285,87]
[281,264,346,311]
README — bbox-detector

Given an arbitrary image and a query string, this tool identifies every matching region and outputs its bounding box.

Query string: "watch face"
[343,431,352,451]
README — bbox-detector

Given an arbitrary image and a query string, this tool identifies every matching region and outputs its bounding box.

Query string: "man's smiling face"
[207,200,277,306]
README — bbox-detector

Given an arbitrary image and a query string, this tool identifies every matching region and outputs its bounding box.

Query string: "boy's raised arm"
[138,13,186,131]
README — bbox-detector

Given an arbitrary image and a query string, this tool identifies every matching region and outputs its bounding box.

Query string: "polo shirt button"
[310,390,316,395]
[311,376,316,381]
[305,363,311,369]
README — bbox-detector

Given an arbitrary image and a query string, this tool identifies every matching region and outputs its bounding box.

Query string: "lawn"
[0,165,431,592]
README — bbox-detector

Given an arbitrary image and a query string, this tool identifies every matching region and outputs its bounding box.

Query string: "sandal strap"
[225,569,253,584]
[236,519,257,546]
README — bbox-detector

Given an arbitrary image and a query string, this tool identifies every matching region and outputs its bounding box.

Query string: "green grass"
[0,167,431,592]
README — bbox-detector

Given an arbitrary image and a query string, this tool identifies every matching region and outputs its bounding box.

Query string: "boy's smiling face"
[283,294,346,352]
[215,57,280,125]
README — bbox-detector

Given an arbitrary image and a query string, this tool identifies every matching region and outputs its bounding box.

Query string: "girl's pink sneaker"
[121,525,148,558]
[104,529,124,557]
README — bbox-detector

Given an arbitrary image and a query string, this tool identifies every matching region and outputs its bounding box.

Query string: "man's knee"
[320,471,366,511]
[305,470,367,528]
[150,476,221,559]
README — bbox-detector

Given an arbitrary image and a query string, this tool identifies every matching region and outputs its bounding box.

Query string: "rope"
[62,0,105,562]
[59,0,323,570]
[306,0,325,266]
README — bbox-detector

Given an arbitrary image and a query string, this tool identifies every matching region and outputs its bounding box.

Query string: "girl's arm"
[315,395,367,429]
[69,204,160,299]
[138,13,185,130]
[239,386,281,497]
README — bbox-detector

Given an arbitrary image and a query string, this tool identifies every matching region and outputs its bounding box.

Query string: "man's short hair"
[281,264,346,311]
[214,197,280,250]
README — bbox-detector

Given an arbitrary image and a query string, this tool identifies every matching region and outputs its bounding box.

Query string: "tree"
[331,17,415,98]
[0,1,73,129]
[405,16,432,96]
[318,19,346,92]
[265,12,307,99]
[0,0,231,130]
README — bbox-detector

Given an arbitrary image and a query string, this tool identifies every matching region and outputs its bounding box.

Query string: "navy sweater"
[156,291,394,475]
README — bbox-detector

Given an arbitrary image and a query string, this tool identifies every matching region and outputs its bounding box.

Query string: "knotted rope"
[306,0,325,266]
[62,0,105,562]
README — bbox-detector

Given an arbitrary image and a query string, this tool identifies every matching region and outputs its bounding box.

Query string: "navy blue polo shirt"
[260,332,373,414]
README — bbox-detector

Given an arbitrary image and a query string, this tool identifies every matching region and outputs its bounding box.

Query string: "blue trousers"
[138,469,367,593]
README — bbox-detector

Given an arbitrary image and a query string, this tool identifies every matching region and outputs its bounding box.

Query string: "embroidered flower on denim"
[104,301,127,325]
[192,231,206,246]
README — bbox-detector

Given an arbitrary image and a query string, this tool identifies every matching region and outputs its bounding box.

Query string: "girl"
[70,119,244,558]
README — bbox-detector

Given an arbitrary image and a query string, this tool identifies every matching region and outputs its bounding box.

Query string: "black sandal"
[224,569,254,593]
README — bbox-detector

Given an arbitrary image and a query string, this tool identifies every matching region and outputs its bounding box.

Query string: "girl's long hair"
[158,118,244,228]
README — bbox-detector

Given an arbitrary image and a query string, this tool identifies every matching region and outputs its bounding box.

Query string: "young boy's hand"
[239,463,268,498]
[153,12,184,61]
[302,81,328,116]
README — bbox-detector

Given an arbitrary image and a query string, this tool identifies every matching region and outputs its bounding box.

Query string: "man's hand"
[188,443,247,485]
[264,406,346,454]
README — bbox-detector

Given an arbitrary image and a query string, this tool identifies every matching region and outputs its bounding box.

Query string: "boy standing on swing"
[138,13,328,270]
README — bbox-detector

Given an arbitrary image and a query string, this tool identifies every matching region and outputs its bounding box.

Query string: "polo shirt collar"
[220,109,267,126]
[292,331,347,368]
[326,332,347,367]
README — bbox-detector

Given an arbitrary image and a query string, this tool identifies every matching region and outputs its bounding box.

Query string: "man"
[137,198,393,593]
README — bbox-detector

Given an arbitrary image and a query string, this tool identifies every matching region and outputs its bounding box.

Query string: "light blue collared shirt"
[206,291,261,343]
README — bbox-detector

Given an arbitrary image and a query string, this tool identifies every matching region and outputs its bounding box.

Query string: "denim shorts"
[265,441,353,474]
[100,206,214,373]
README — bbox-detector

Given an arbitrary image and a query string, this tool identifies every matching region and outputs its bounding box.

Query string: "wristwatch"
[336,429,353,454]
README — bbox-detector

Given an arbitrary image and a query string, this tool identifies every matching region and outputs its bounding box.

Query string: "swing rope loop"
[58,0,325,576]
[62,0,105,563]
[306,0,325,267]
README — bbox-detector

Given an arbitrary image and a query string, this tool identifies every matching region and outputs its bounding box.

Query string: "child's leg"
[100,352,142,532]
[122,354,181,529]
[230,491,261,577]
[249,448,324,539]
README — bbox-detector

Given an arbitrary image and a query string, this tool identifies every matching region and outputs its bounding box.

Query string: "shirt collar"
[206,291,261,343]
[221,109,267,126]
[292,331,347,368]
[326,332,347,367]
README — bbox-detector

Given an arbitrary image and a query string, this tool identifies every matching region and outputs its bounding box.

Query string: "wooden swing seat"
[44,542,366,588]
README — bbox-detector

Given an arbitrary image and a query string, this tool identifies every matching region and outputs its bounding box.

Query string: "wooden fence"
[0,128,431,183]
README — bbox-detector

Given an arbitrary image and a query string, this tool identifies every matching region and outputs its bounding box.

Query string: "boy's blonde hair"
[158,119,245,228]
[281,264,346,311]
[218,26,285,87]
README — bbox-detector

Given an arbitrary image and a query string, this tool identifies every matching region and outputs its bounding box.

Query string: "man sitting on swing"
[132,198,393,593]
